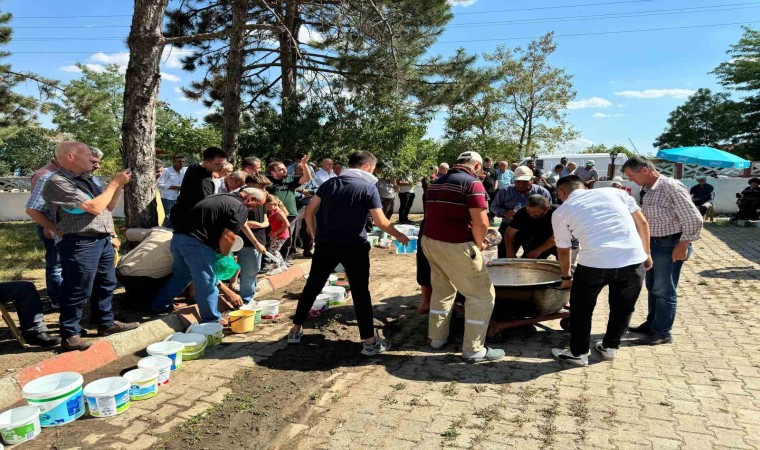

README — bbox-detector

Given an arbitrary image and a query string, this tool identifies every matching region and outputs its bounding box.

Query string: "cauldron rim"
[488,258,562,288]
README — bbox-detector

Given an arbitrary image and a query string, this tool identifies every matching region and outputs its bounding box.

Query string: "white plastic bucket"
[0,406,41,445]
[147,341,185,371]
[21,372,85,427]
[123,369,159,401]
[137,356,172,386]
[321,286,346,307]
[170,333,207,361]
[312,294,330,311]
[258,300,280,319]
[83,377,130,418]
[188,323,224,347]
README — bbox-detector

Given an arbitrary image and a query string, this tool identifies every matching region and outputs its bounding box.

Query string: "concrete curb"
[0,261,310,410]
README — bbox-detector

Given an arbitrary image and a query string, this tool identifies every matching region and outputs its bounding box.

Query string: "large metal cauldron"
[488,259,569,320]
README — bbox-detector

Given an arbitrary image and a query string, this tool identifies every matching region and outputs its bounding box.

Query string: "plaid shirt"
[42,168,114,235]
[26,172,56,222]
[639,175,702,241]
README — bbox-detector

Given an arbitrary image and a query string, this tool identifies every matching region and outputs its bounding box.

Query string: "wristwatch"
[560,275,573,280]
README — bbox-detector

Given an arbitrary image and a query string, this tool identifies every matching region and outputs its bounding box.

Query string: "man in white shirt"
[550,175,652,366]
[314,158,336,186]
[156,154,187,227]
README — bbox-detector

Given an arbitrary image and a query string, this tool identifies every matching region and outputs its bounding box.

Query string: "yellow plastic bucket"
[229,310,255,334]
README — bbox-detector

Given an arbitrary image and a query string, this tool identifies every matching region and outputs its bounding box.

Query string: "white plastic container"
[0,406,41,445]
[321,286,346,307]
[187,323,224,347]
[169,332,207,361]
[21,372,85,427]
[83,377,131,418]
[257,300,280,319]
[123,369,159,401]
[137,356,173,386]
[146,341,185,371]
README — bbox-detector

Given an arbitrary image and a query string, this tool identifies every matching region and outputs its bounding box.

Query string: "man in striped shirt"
[421,151,504,363]
[623,156,703,346]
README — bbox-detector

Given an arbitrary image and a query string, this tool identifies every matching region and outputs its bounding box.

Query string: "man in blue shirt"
[287,151,409,356]
[495,160,513,187]
[689,175,714,216]
[491,166,552,258]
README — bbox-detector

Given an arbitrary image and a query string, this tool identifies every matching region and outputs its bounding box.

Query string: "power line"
[11,15,132,19]
[437,20,760,43]
[456,0,658,15]
[9,25,130,29]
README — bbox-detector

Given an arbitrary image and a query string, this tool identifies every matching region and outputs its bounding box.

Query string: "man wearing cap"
[490,166,552,258]
[422,151,504,363]
[690,176,714,217]
[574,161,599,188]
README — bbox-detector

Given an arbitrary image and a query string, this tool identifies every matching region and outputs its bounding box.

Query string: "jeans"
[35,225,62,304]
[381,197,395,220]
[161,198,176,228]
[281,215,297,260]
[569,263,645,356]
[644,234,693,337]
[58,235,116,339]
[398,192,415,223]
[152,233,221,323]
[238,247,263,303]
[0,281,48,334]
[293,241,375,339]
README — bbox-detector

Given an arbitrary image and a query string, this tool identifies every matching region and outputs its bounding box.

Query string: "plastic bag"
[214,254,240,281]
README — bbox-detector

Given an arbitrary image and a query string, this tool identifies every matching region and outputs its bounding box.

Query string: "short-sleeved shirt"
[240,204,267,247]
[376,179,396,199]
[31,162,59,190]
[690,183,714,205]
[490,184,552,218]
[179,193,248,250]
[508,206,557,250]
[117,228,173,278]
[26,171,56,222]
[422,166,488,244]
[266,174,301,216]
[171,164,215,224]
[482,167,498,193]
[496,169,513,187]
[314,170,383,245]
[552,188,647,269]
[41,167,114,235]
[574,166,599,182]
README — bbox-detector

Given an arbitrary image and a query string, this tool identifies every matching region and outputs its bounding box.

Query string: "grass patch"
[382,394,398,405]
[569,396,590,425]
[391,382,407,391]
[698,279,709,286]
[441,381,459,397]
[474,404,502,422]
[0,221,44,282]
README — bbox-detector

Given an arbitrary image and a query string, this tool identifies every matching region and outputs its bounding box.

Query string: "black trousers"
[0,281,47,335]
[570,263,645,356]
[381,197,395,220]
[398,192,415,223]
[497,221,510,258]
[293,241,375,339]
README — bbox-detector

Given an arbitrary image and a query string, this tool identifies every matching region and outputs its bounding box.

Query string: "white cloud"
[193,108,215,117]
[161,72,181,82]
[58,63,107,73]
[59,65,82,72]
[90,52,130,67]
[614,89,695,99]
[161,46,185,69]
[563,137,596,152]
[298,27,326,45]
[593,112,624,118]
[447,0,477,6]
[567,96,613,110]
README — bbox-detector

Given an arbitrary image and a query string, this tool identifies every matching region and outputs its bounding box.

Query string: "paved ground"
[18,223,760,449]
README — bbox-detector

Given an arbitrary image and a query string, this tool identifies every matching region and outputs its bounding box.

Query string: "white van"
[518,153,629,179]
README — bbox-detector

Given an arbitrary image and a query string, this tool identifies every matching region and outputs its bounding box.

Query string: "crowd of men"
[7,142,706,366]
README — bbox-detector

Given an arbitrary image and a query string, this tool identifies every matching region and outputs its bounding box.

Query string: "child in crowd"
[265,194,291,275]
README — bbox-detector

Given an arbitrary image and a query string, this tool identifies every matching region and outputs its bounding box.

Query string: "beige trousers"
[421,236,496,354]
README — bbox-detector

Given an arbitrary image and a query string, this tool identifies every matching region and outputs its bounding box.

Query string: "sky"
[3,0,758,156]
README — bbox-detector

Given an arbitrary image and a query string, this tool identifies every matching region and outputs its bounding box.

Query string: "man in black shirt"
[171,147,228,228]
[482,157,498,222]
[152,189,262,324]
[505,194,557,259]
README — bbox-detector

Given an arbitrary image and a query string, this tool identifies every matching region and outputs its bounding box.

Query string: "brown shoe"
[62,335,92,352]
[98,321,140,337]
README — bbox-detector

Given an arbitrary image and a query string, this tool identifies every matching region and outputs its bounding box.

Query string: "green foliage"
[47,64,124,160]
[653,88,743,150]
[581,143,634,158]
[713,26,760,92]
[0,127,57,176]
[156,104,220,158]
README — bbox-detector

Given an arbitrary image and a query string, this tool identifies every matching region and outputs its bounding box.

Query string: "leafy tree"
[0,127,57,176]
[653,88,743,150]
[581,143,635,158]
[47,64,124,159]
[155,104,221,157]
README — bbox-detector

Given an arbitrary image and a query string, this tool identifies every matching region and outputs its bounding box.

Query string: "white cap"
[513,166,534,182]
[456,151,483,164]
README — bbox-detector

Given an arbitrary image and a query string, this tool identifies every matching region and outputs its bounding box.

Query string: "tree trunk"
[220,0,247,166]
[121,0,169,228]
[279,0,301,158]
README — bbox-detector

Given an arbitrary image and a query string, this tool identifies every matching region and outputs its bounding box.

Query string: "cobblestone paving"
[62,224,759,450]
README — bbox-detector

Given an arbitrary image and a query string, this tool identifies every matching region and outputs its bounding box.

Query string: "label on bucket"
[29,387,85,427]
[0,421,40,444]
[129,383,157,400]
[88,390,130,417]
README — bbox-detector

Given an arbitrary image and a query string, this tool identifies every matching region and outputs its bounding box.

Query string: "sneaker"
[551,348,589,366]
[98,321,140,337]
[628,322,651,334]
[633,334,672,346]
[62,335,92,352]
[463,347,505,363]
[265,267,284,276]
[361,336,391,356]
[287,331,303,344]
[595,341,617,360]
[430,338,448,351]
[23,332,61,347]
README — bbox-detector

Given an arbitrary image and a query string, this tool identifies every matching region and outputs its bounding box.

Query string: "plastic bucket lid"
[321,286,345,296]
[123,368,158,384]
[147,341,185,356]
[137,356,172,372]
[83,377,129,398]
[170,333,207,351]
[188,323,223,337]
[22,372,83,400]
[0,406,41,444]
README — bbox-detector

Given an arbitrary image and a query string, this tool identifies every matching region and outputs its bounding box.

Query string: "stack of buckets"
[0,320,222,446]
